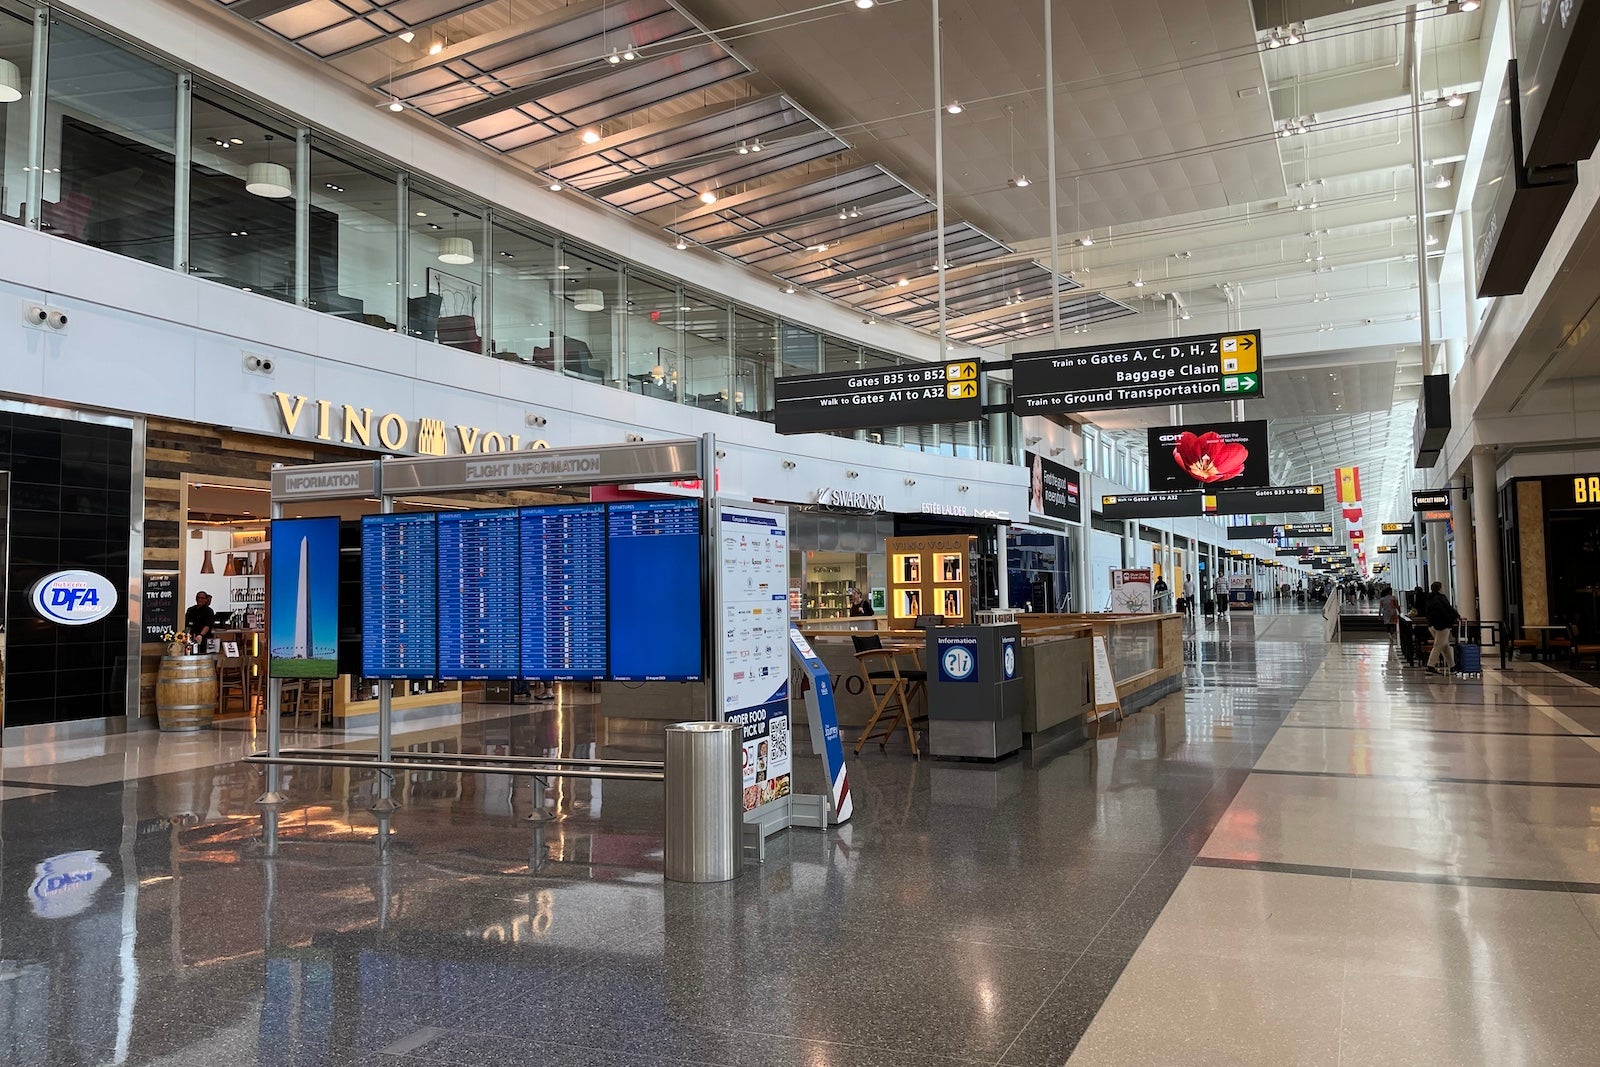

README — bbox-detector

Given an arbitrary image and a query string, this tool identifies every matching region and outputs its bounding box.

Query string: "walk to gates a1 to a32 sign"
[1010,330,1263,415]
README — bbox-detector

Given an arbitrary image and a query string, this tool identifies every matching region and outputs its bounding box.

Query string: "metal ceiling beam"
[322,0,503,62]
[635,157,865,225]
[367,0,620,86]
[1268,42,1482,120]
[757,216,943,273]
[231,0,307,18]
[520,86,781,167]
[580,121,826,197]
[700,188,928,248]
[437,36,711,127]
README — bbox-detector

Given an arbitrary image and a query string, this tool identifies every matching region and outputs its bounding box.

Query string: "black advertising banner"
[142,571,177,643]
[1026,451,1082,524]
[775,358,981,434]
[1098,491,1202,520]
[1381,522,1415,536]
[1148,421,1271,490]
[1012,330,1263,415]
[1412,489,1450,511]
[1230,522,1334,540]
[1207,484,1326,515]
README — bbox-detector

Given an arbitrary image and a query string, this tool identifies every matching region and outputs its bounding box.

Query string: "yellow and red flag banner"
[1335,466,1362,503]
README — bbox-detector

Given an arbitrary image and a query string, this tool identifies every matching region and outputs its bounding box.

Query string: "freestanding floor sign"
[787,627,852,824]
[712,501,828,857]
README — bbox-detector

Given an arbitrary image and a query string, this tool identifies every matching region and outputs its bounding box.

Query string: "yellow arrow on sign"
[946,361,977,382]
[947,381,978,399]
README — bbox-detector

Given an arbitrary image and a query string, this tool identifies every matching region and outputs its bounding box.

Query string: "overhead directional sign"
[1377,545,1399,554]
[775,359,982,434]
[1381,522,1414,536]
[1012,329,1263,415]
[1229,522,1334,540]
[1098,491,1203,520]
[1207,484,1325,515]
[1412,489,1451,511]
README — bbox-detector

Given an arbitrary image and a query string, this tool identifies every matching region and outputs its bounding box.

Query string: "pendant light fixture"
[245,134,292,199]
[0,58,21,104]
[200,549,215,574]
[573,267,604,311]
[222,553,239,577]
[438,210,475,264]
[1006,106,1030,189]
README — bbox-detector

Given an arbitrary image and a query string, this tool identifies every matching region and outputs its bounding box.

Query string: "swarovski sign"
[815,486,886,511]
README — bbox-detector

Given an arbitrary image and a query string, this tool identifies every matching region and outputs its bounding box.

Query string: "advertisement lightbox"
[1148,421,1271,491]
[1025,451,1082,524]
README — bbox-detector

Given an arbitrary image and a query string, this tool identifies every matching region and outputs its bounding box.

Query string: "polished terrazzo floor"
[2,607,1592,1065]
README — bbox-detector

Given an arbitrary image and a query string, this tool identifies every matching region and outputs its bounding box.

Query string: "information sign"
[1378,545,1398,554]
[1412,490,1451,510]
[1229,522,1333,540]
[607,500,703,681]
[774,359,982,434]
[519,504,608,680]
[936,635,980,682]
[361,514,438,679]
[1099,492,1202,519]
[717,504,791,811]
[437,509,521,679]
[1208,485,1325,515]
[1012,330,1262,415]
[1381,522,1414,536]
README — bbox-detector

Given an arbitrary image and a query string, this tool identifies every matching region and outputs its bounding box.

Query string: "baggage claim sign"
[1012,330,1263,414]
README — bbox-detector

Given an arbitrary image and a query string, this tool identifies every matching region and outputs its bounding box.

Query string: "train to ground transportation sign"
[774,359,982,434]
[1011,330,1263,415]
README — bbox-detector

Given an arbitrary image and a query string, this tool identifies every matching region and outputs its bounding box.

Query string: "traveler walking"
[1425,582,1461,675]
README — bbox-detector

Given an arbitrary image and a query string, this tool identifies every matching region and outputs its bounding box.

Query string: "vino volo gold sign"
[272,393,549,456]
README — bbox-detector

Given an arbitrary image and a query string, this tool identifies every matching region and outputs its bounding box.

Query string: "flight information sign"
[1229,522,1334,540]
[520,504,608,680]
[361,514,438,679]
[437,509,521,679]
[607,500,703,681]
[1012,330,1263,415]
[774,359,981,434]
[1099,492,1202,520]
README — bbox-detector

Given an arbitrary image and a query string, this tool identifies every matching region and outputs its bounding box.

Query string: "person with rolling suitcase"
[1425,582,1461,676]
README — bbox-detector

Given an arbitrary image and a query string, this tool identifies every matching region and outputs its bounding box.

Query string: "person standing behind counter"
[185,591,216,650]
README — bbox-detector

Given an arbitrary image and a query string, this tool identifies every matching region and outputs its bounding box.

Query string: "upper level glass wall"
[10,11,1019,463]
[189,87,298,302]
[0,7,34,227]
[44,20,178,266]
[309,136,398,327]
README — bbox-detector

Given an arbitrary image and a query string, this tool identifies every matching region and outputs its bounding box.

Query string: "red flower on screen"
[1172,431,1249,483]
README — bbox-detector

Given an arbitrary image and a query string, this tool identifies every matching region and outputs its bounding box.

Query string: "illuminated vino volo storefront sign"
[272,392,550,456]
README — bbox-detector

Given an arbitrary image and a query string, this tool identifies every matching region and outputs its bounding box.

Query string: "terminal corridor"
[16,610,1598,1065]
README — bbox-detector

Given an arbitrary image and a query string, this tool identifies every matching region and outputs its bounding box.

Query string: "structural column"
[1450,473,1477,618]
[1472,449,1505,625]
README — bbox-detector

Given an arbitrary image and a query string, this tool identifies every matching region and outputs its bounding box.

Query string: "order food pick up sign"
[31,570,119,625]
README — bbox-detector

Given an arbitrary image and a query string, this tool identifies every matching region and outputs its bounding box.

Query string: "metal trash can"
[663,721,743,883]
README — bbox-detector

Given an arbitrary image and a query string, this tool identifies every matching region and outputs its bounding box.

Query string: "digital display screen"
[607,500,702,681]
[268,517,341,679]
[437,509,521,679]
[520,504,608,680]
[361,514,438,679]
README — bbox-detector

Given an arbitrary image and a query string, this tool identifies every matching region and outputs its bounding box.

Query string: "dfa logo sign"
[31,570,119,625]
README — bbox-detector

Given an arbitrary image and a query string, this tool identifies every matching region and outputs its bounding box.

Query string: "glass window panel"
[44,21,178,265]
[558,245,617,384]
[823,337,861,372]
[779,323,820,376]
[624,271,680,401]
[188,87,298,302]
[859,349,903,447]
[733,308,777,421]
[681,287,730,413]
[0,8,34,226]
[408,186,482,351]
[487,216,556,365]
[307,137,397,329]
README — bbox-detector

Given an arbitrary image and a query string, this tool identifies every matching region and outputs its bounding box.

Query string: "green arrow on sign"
[1238,374,1258,391]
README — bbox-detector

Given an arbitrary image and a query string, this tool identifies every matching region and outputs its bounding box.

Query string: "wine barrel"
[156,654,217,732]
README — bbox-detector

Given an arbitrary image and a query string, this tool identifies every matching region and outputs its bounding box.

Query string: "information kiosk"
[923,622,1025,759]
[262,437,827,860]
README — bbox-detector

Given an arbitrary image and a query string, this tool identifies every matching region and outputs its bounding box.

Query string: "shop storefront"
[788,507,893,621]
[1500,474,1600,635]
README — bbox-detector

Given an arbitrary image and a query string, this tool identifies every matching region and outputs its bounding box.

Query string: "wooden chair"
[295,679,332,730]
[852,645,928,757]
[1573,638,1600,670]
[1547,623,1576,661]
[217,644,251,716]
[1511,626,1539,660]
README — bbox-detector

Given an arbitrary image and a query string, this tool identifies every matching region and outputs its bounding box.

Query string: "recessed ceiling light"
[500,251,514,258]
[1460,0,1481,10]
[898,278,910,287]
[1077,235,1093,246]
[674,237,688,250]
[581,128,601,144]
[1446,91,1465,107]
[1131,277,1144,287]
[415,211,427,217]
[1012,175,1031,188]
[428,39,444,55]
[398,31,415,43]
[548,181,562,191]
[699,190,718,205]
[229,137,244,145]
[782,283,796,294]
[946,101,963,114]
[558,262,570,270]
[811,243,829,252]
[1434,173,1452,188]
[855,0,875,8]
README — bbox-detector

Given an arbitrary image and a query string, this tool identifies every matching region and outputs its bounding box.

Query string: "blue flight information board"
[520,504,608,680]
[607,500,703,681]
[360,514,438,679]
[437,509,521,679]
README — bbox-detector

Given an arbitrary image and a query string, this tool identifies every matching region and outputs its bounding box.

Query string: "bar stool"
[852,635,928,757]
[217,645,251,716]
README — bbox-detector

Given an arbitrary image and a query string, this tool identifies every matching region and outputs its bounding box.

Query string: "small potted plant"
[160,629,191,657]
